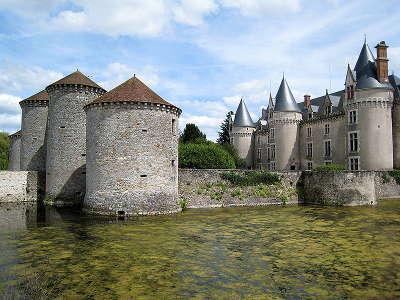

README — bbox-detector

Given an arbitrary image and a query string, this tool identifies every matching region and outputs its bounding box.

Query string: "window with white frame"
[349,157,360,171]
[307,142,313,158]
[269,128,275,143]
[324,140,331,157]
[325,124,330,135]
[349,110,357,124]
[307,161,313,170]
[349,131,359,152]
[307,127,312,138]
[270,161,276,170]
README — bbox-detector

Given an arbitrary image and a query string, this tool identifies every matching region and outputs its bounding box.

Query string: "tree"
[179,142,235,169]
[217,111,233,145]
[180,123,206,144]
[0,132,10,170]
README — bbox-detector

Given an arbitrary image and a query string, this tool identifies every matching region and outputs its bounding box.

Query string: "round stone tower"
[345,41,393,170]
[45,71,106,205]
[231,99,255,168]
[270,77,302,171]
[83,75,181,216]
[8,131,21,171]
[19,90,48,172]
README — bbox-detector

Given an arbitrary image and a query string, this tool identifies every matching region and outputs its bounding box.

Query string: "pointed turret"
[354,41,375,73]
[274,77,301,112]
[268,92,274,109]
[233,99,255,127]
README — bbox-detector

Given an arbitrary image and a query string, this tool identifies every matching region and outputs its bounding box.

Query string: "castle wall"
[20,101,48,171]
[392,103,400,168]
[84,103,180,216]
[45,85,104,205]
[347,89,393,170]
[231,126,255,168]
[271,112,302,171]
[8,134,21,171]
[0,171,39,203]
[299,115,346,169]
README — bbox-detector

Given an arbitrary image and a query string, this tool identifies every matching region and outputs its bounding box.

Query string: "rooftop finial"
[364,33,367,44]
[282,72,285,79]
[134,73,136,78]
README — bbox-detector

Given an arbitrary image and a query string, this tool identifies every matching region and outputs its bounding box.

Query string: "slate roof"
[298,90,344,113]
[274,77,301,112]
[354,42,390,89]
[9,130,21,138]
[90,75,179,109]
[20,90,48,103]
[47,71,104,90]
[389,74,400,99]
[233,99,255,127]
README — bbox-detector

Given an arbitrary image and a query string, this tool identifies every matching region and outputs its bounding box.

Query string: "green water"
[0,201,400,299]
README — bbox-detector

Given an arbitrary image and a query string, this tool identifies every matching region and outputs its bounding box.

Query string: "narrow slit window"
[140,174,147,178]
[59,126,66,129]
[142,129,148,133]
[172,119,176,134]
[171,160,175,167]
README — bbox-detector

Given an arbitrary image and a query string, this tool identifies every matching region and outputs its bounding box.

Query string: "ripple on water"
[0,200,400,299]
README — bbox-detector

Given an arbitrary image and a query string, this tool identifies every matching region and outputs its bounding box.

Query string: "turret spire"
[274,76,301,113]
[233,99,255,127]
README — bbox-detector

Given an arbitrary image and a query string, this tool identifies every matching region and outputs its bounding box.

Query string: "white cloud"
[0,63,63,94]
[0,113,21,134]
[219,0,301,15]
[0,94,22,114]
[173,0,218,26]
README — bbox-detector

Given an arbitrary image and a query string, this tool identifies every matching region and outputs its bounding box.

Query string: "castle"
[7,72,181,216]
[230,40,400,171]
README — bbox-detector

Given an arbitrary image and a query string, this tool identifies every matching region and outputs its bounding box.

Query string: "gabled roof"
[47,70,104,90]
[274,77,301,113]
[90,75,179,109]
[20,89,48,103]
[298,90,344,113]
[233,99,255,127]
[268,92,274,109]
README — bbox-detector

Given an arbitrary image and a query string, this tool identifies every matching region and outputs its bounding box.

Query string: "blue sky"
[0,0,399,140]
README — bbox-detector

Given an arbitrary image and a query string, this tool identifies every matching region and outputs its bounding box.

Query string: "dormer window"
[347,85,355,100]
[325,106,332,115]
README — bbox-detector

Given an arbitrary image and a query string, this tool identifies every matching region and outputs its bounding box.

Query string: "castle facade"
[230,40,400,171]
[8,72,181,215]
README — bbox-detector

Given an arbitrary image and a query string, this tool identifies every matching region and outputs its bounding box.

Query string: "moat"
[1,200,400,299]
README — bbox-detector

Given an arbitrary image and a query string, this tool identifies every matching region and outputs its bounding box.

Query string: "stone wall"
[8,133,21,171]
[178,169,302,209]
[302,171,400,206]
[84,103,180,216]
[0,171,40,203]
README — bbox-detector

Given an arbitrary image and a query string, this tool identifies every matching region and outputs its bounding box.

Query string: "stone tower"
[231,99,255,168]
[390,73,400,168]
[8,131,21,171]
[83,75,181,216]
[270,77,302,170]
[19,90,48,172]
[345,41,393,170]
[45,71,106,205]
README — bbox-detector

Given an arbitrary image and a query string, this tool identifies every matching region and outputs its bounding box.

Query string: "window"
[349,157,360,171]
[290,165,296,171]
[307,127,312,138]
[349,110,357,124]
[349,131,359,152]
[270,161,276,171]
[308,113,312,120]
[172,119,176,134]
[171,160,175,167]
[59,126,65,129]
[325,105,332,115]
[307,161,313,170]
[271,145,276,160]
[142,129,148,133]
[324,140,331,157]
[267,147,271,160]
[325,124,330,135]
[140,174,147,178]
[269,128,275,143]
[347,85,355,99]
[257,148,262,160]
[307,142,313,158]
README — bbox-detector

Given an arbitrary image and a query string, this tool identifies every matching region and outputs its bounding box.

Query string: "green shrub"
[222,144,246,169]
[313,164,346,172]
[179,142,235,169]
[388,170,400,185]
[0,132,10,170]
[382,172,391,184]
[178,198,188,211]
[230,188,243,199]
[253,184,271,198]
[221,171,281,186]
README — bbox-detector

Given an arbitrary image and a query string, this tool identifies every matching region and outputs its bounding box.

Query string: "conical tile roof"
[20,89,48,103]
[90,75,179,109]
[274,77,301,112]
[354,42,375,73]
[233,99,254,127]
[47,70,104,90]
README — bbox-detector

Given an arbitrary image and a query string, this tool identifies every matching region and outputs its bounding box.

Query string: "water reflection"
[0,201,399,299]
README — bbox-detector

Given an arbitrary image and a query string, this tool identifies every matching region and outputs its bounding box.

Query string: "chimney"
[304,95,311,108]
[375,41,389,83]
